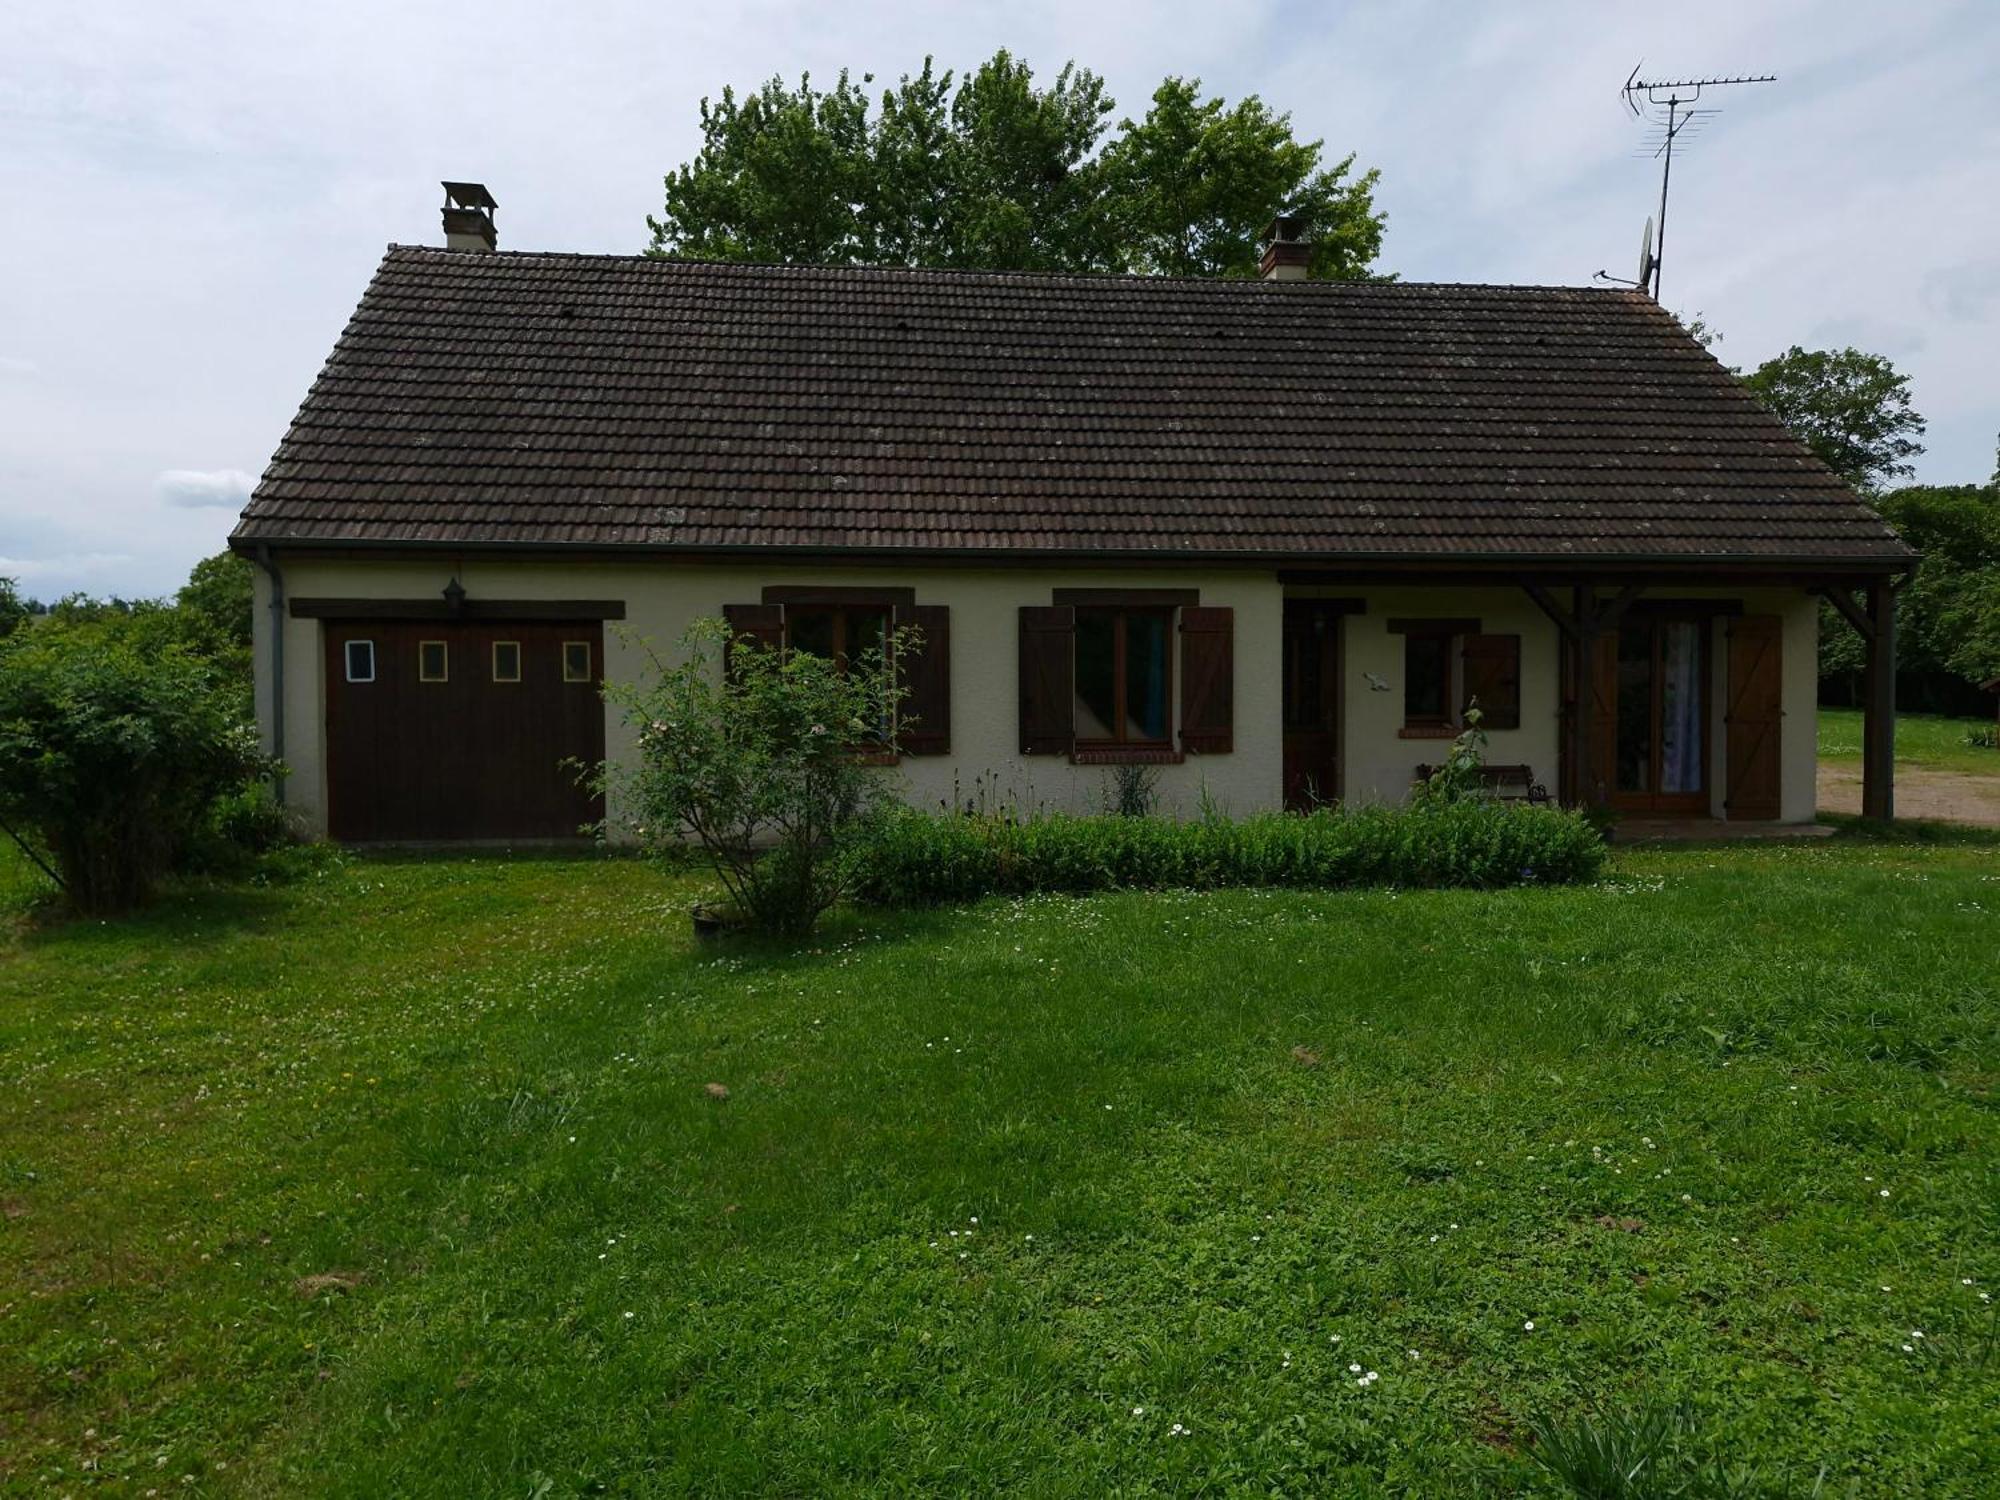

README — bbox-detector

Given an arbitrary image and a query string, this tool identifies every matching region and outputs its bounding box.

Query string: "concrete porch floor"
[1611,819,1838,843]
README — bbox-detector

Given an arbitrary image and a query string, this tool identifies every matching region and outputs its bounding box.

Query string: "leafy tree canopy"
[0,578,26,640]
[1820,480,2000,707]
[648,53,1386,280]
[1742,345,1926,494]
[177,550,254,656]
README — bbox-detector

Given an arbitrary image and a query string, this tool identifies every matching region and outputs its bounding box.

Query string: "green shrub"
[0,629,273,912]
[852,799,1606,906]
[600,616,911,936]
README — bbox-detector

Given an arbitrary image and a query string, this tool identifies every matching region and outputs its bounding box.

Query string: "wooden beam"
[1050,587,1202,607]
[1557,585,1644,811]
[1862,580,1897,820]
[1820,584,1875,643]
[1386,617,1482,636]
[289,597,627,621]
[1522,583,1579,641]
[762,584,917,606]
[1592,584,1648,635]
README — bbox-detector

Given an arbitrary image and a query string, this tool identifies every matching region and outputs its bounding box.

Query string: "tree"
[1741,346,1926,493]
[0,578,26,640]
[176,549,255,700]
[177,550,253,655]
[0,628,271,911]
[1819,480,2000,713]
[648,52,1387,281]
[1101,77,1382,279]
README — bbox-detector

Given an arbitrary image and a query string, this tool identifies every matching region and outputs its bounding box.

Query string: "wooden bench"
[1412,762,1551,804]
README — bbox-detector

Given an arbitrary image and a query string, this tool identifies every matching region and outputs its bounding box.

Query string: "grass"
[2,834,1998,1497]
[1820,707,2000,777]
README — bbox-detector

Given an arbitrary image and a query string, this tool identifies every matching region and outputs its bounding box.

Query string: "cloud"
[0,552,134,582]
[0,355,36,376]
[156,468,255,509]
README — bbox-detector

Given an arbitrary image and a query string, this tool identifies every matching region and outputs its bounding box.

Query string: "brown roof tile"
[231,248,1911,566]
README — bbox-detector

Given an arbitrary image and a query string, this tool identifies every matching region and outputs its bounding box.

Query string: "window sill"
[1398,724,1461,740]
[1072,745,1185,766]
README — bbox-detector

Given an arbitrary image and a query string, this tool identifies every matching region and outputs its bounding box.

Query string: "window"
[785,603,889,669]
[1403,631,1454,729]
[1391,621,1520,735]
[418,640,448,682]
[562,641,592,683]
[1074,607,1172,745]
[492,640,522,682]
[344,639,376,683]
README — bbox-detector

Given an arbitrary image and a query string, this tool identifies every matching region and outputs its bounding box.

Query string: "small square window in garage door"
[344,639,375,683]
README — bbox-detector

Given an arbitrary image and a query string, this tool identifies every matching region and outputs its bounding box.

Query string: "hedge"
[850,800,1607,907]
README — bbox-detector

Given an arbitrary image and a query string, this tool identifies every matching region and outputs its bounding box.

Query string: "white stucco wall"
[254,558,1287,834]
[250,559,1825,836]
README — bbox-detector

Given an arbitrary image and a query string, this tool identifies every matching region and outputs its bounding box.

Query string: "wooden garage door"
[323,621,606,841]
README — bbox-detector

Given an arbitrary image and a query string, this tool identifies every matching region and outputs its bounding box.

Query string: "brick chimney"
[1259,215,1308,281]
[441,181,497,252]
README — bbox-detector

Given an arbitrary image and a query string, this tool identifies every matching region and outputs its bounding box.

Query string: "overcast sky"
[2,0,1995,599]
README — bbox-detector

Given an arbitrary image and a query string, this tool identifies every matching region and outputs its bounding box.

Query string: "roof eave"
[227,531,1917,576]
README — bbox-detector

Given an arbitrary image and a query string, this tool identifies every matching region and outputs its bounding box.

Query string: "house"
[230,186,1912,841]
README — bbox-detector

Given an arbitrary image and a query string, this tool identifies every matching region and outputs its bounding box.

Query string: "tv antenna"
[1597,66,1775,300]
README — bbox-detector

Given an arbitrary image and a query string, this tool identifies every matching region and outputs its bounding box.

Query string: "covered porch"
[1277,562,1906,822]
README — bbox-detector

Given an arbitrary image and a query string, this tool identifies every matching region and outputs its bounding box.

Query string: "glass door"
[1612,618,1709,814]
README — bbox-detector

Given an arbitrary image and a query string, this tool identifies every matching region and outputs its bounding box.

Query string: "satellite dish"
[1639,216,1656,292]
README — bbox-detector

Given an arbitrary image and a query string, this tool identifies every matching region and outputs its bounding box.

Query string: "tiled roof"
[232,247,1910,566]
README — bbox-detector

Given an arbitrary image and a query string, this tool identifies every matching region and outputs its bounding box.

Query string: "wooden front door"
[1282,601,1342,810]
[1607,616,1711,816]
[323,621,606,841]
[1724,615,1784,820]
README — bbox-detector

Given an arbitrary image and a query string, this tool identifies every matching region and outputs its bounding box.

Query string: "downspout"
[252,545,287,804]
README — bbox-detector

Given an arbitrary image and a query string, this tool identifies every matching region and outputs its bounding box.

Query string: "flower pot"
[689,902,747,939]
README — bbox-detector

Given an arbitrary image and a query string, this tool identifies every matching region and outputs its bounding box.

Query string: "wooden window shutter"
[1179,606,1234,754]
[1725,615,1783,820]
[1460,633,1521,730]
[1018,605,1075,755]
[721,603,784,677]
[894,603,950,755]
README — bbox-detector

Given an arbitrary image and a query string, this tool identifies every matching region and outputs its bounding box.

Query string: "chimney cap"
[1259,213,1310,281]
[1262,214,1304,246]
[443,181,498,210]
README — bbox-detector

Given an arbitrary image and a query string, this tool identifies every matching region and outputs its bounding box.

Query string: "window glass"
[345,639,375,683]
[562,641,592,682]
[788,608,837,662]
[419,640,448,682]
[492,641,521,682]
[1074,608,1172,744]
[1403,634,1450,724]
[1074,613,1118,739]
[845,607,886,667]
[786,604,890,670]
[1659,622,1703,793]
[1123,613,1169,742]
[1616,625,1652,793]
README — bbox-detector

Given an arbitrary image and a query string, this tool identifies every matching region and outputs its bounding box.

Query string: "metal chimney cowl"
[441,181,497,251]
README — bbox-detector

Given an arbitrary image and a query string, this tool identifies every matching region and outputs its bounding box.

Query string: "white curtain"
[1659,622,1704,793]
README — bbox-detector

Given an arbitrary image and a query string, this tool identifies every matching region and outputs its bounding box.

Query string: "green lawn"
[1820,707,2000,776]
[2,837,1997,1496]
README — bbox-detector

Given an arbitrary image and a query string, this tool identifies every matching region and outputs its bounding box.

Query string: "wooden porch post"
[1522,583,1644,811]
[1862,579,1897,821]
